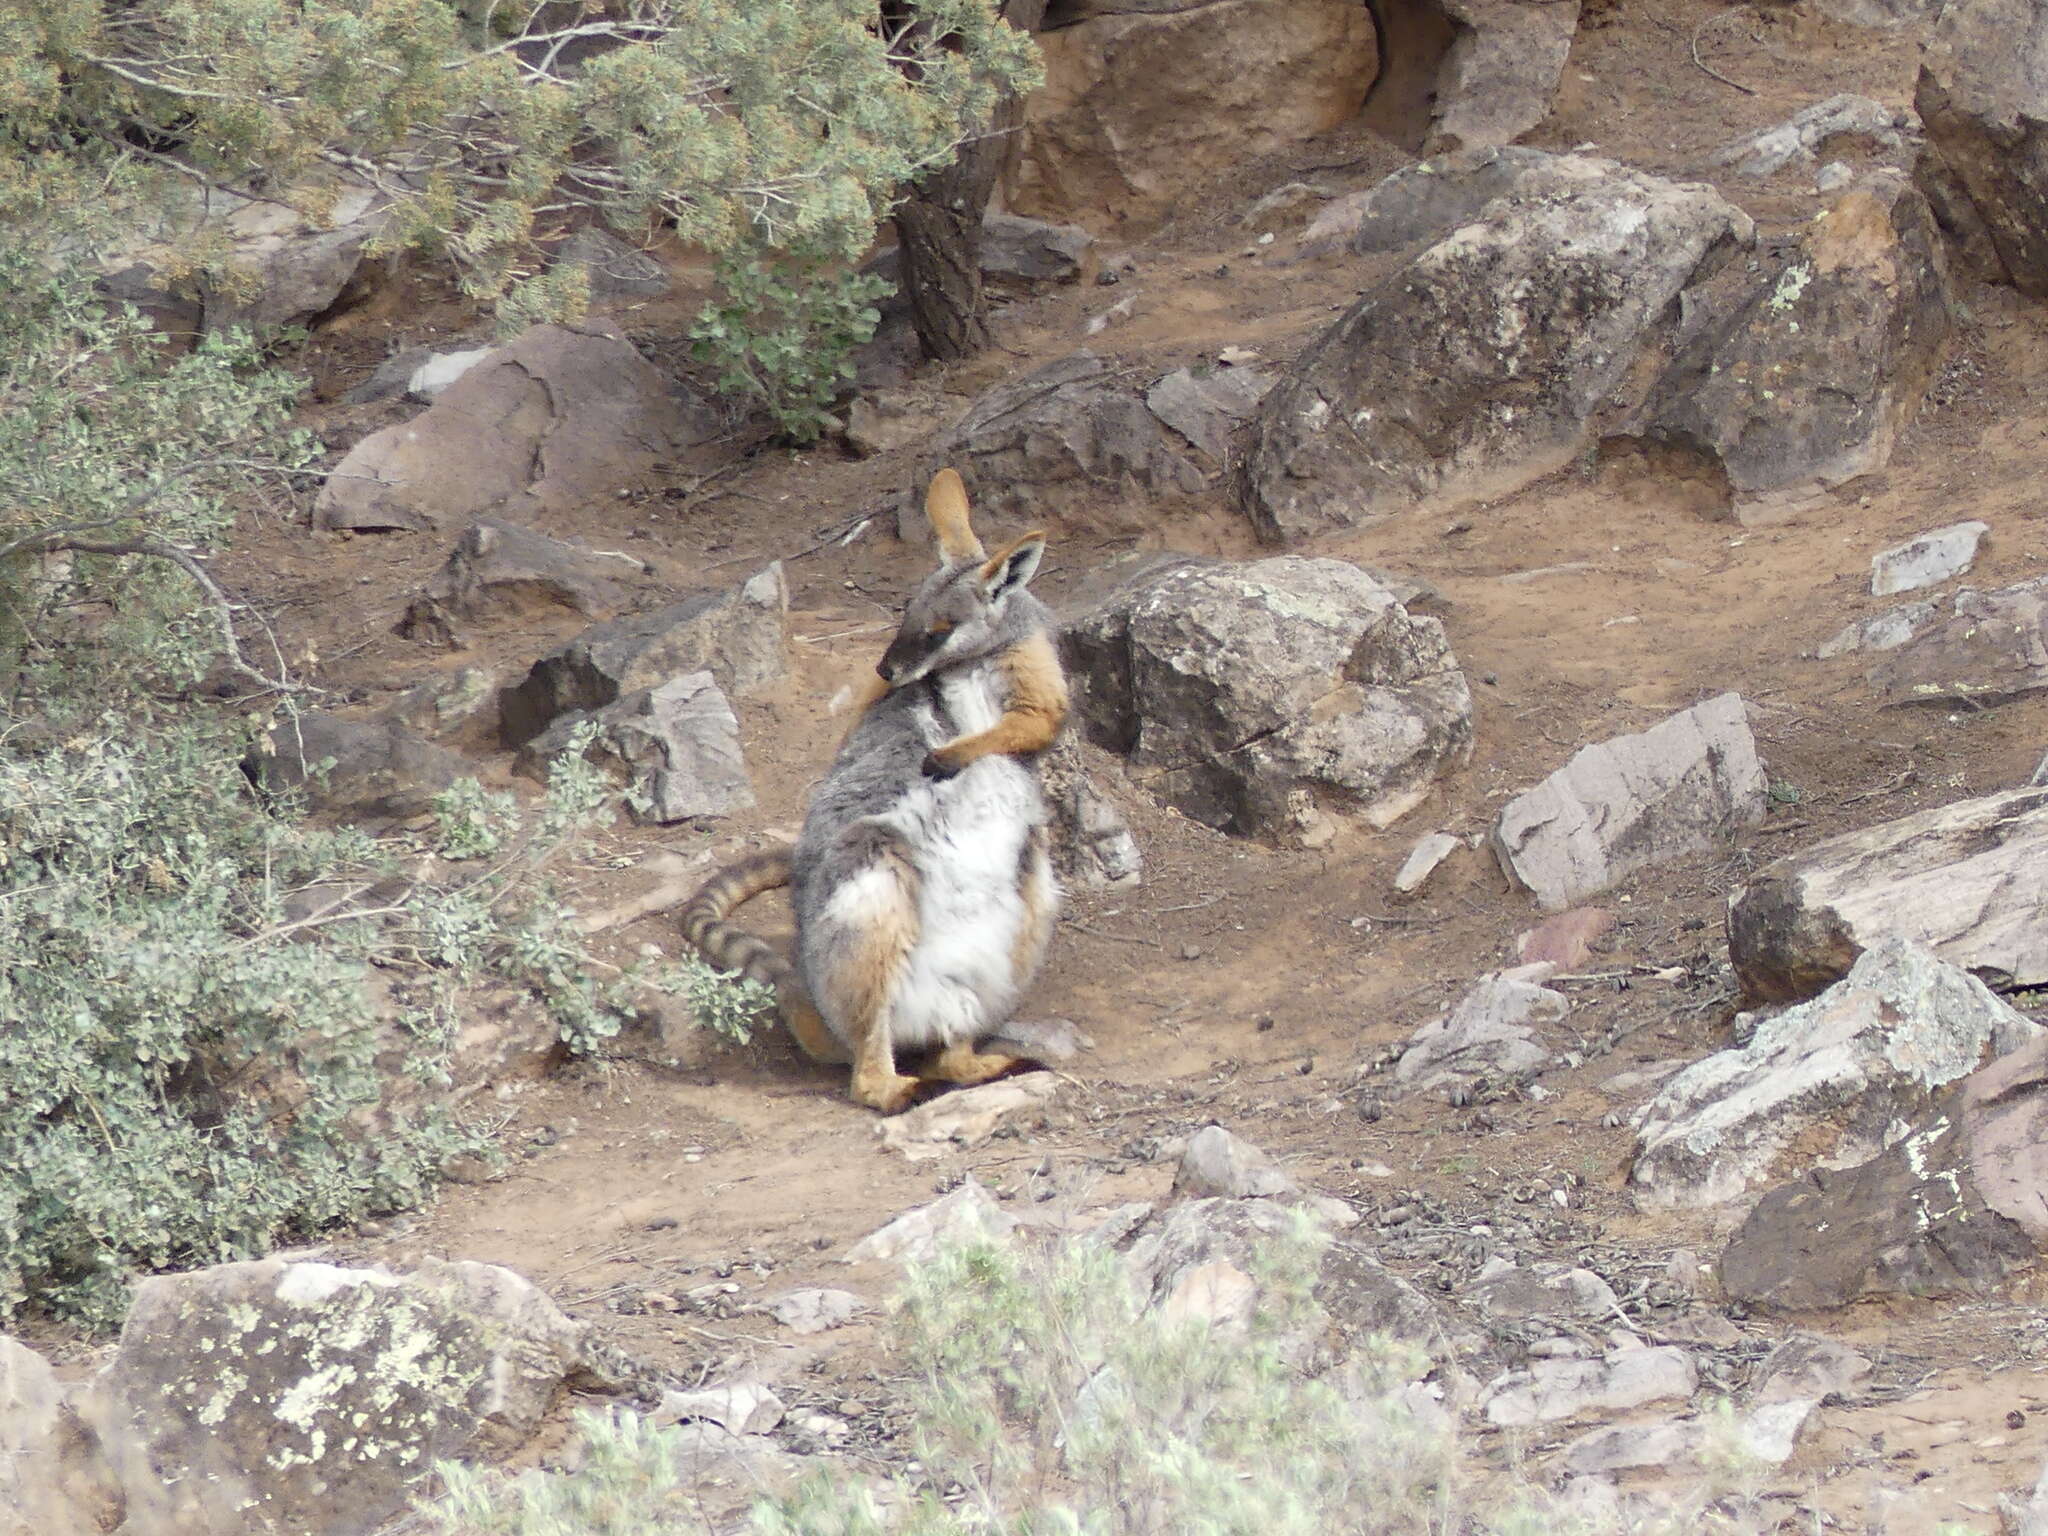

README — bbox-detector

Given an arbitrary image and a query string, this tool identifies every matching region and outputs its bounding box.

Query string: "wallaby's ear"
[978,530,1047,600]
[925,468,986,564]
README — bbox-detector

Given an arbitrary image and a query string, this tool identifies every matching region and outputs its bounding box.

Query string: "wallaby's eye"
[924,622,954,654]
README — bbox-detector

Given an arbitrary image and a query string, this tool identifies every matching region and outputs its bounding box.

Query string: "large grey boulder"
[500,565,787,748]
[1005,0,1376,233]
[1492,693,1767,912]
[1061,555,1473,839]
[1238,158,1754,542]
[1144,365,1276,462]
[1482,1345,1697,1427]
[1628,177,1950,517]
[1040,737,1144,889]
[1629,938,2041,1210]
[912,354,1205,535]
[517,671,754,824]
[1871,575,2048,706]
[1728,784,2048,1002]
[1915,0,2048,295]
[1721,1034,2048,1309]
[1430,0,1583,152]
[68,1257,629,1536]
[314,322,717,532]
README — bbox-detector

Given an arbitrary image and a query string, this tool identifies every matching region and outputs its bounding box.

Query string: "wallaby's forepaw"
[853,1071,924,1115]
[921,749,962,781]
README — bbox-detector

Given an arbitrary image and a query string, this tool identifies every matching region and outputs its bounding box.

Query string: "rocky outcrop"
[1727,784,2048,1001]
[1491,693,1767,912]
[1915,0,2048,295]
[1431,0,1583,151]
[1061,555,1473,840]
[1721,1035,2048,1309]
[1238,157,1754,542]
[517,671,754,824]
[1870,576,2048,707]
[1006,0,1376,233]
[500,565,788,747]
[1629,938,2041,1210]
[1628,176,1950,519]
[314,322,718,532]
[912,354,1206,535]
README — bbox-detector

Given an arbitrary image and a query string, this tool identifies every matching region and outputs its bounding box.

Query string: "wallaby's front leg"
[923,631,1070,779]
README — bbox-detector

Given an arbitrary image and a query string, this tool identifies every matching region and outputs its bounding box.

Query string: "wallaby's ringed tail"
[678,848,845,1064]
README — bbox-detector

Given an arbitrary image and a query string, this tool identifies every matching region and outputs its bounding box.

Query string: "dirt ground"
[190,2,2048,1527]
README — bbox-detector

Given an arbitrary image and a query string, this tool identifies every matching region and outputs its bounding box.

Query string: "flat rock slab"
[1061,553,1473,839]
[1871,519,1988,595]
[1482,1345,1697,1427]
[1872,575,2048,706]
[878,1073,1060,1162]
[1721,1035,2048,1309]
[398,519,645,645]
[1629,937,2040,1210]
[247,711,469,819]
[314,321,717,532]
[1491,692,1766,912]
[1712,94,1918,180]
[1728,784,2048,1001]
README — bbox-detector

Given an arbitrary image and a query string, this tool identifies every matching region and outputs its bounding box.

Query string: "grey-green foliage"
[0,245,754,1328]
[416,1224,1786,1536]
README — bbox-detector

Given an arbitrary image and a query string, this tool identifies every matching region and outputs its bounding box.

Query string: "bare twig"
[1691,9,1759,95]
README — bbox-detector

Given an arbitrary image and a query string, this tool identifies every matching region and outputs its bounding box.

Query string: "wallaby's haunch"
[680,469,1069,1113]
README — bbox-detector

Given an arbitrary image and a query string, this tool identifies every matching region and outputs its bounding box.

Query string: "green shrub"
[1,0,1042,427]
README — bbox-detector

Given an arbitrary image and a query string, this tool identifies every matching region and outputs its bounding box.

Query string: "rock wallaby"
[680,468,1070,1113]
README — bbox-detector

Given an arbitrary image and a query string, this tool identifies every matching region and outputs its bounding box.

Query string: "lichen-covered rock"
[1915,0,2048,296]
[1712,95,1918,181]
[1629,176,1950,517]
[1728,784,2048,1001]
[1721,1035,2048,1309]
[1296,146,1579,258]
[518,671,754,824]
[75,1257,621,1536]
[1239,158,1754,542]
[1870,575,2048,707]
[1040,737,1144,889]
[1629,938,2041,1210]
[314,322,718,532]
[1431,0,1582,151]
[500,565,788,747]
[1491,692,1766,912]
[1061,555,1473,839]
[1005,0,1376,233]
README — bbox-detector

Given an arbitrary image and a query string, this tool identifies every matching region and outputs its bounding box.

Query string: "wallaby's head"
[878,468,1047,687]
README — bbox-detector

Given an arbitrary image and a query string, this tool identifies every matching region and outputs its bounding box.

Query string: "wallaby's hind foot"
[925,1040,1025,1087]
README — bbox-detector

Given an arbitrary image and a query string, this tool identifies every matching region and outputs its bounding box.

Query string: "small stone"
[1870,520,1989,596]
[1394,831,1462,893]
